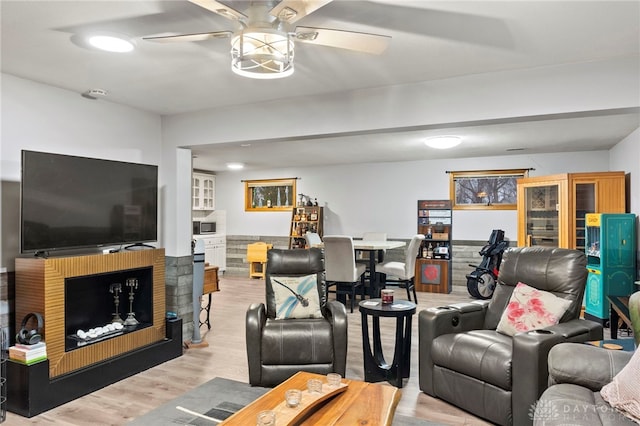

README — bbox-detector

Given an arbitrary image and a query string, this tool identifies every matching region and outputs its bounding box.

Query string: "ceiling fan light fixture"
[87,34,135,53]
[231,29,294,79]
[424,136,462,149]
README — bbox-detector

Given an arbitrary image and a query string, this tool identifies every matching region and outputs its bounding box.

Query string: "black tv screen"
[21,150,158,253]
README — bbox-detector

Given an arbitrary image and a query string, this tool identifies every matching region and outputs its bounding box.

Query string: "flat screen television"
[21,150,158,254]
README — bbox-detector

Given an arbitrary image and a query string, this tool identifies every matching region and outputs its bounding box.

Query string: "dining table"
[313,239,406,298]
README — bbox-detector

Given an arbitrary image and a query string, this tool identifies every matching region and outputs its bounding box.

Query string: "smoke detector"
[81,89,108,100]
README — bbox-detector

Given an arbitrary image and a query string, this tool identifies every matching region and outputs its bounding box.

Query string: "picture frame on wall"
[244,178,297,212]
[449,169,529,210]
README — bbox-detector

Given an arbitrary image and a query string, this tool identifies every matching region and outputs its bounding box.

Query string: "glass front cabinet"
[192,172,215,211]
[517,172,626,249]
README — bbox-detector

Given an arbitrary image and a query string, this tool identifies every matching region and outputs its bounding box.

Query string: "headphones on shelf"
[16,312,44,345]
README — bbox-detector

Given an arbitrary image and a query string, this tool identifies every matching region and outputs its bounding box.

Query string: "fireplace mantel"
[15,249,167,378]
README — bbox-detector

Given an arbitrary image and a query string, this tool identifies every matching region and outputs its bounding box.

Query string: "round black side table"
[358,298,416,388]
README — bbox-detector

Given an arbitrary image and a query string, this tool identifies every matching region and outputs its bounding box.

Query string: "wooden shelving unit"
[415,200,452,294]
[289,206,323,249]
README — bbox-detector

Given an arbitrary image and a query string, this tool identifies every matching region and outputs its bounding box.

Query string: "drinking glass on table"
[285,389,302,408]
[256,410,275,426]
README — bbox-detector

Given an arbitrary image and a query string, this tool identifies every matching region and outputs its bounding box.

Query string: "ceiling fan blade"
[143,31,232,43]
[188,0,247,21]
[270,0,333,24]
[294,26,390,54]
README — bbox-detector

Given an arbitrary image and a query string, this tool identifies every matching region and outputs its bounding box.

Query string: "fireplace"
[64,266,153,352]
[9,248,183,418]
[15,249,167,378]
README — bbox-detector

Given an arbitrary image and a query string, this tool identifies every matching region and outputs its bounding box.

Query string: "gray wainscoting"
[224,235,491,288]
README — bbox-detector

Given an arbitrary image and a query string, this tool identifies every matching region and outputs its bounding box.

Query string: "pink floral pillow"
[496,282,572,336]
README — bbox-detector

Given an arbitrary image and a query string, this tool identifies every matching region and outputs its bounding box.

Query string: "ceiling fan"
[143,0,391,79]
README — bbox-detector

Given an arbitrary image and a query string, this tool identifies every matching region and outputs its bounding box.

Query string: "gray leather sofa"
[246,248,348,387]
[534,291,640,426]
[419,247,603,425]
[534,343,636,425]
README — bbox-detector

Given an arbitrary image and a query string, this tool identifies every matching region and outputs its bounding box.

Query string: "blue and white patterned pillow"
[271,274,323,319]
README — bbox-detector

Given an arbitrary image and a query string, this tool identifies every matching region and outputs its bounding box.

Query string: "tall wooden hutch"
[517,172,626,249]
[415,200,452,293]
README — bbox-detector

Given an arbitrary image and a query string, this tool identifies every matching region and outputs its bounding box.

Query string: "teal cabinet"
[584,213,636,323]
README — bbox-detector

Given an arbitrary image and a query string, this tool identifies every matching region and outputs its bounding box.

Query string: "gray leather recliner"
[533,343,636,425]
[419,247,603,426]
[246,248,348,387]
[535,292,640,425]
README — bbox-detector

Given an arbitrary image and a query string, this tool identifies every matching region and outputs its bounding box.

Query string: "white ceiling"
[2,0,639,172]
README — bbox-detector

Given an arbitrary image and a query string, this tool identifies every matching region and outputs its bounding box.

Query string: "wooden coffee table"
[219,371,401,425]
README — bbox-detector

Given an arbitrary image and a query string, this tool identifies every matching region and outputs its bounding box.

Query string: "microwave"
[193,221,216,234]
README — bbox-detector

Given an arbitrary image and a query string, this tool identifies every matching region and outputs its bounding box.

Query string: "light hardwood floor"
[6,276,492,425]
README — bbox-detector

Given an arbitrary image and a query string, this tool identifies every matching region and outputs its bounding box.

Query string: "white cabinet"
[192,172,215,210]
[196,234,226,272]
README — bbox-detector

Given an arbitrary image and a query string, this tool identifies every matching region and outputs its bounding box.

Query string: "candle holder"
[124,278,139,326]
[109,282,124,324]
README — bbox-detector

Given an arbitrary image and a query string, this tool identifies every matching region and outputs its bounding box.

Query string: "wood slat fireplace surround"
[15,249,167,378]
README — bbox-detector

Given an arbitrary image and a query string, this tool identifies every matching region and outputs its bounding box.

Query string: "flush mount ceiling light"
[424,136,462,149]
[88,34,135,53]
[227,162,245,170]
[231,29,294,79]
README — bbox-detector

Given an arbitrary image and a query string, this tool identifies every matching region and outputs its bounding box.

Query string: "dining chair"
[356,232,388,263]
[304,232,322,248]
[356,232,388,297]
[376,234,425,303]
[323,235,367,313]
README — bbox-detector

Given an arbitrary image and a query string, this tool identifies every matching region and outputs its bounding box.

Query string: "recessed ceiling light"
[424,136,462,149]
[227,162,244,170]
[88,35,135,53]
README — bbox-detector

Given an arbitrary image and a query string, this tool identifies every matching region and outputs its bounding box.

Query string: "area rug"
[129,377,442,425]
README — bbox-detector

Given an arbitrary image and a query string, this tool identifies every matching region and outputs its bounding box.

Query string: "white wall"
[3,56,638,269]
[610,128,640,213]
[609,127,640,250]
[162,56,639,249]
[0,74,162,270]
[214,150,613,243]
[163,57,639,146]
